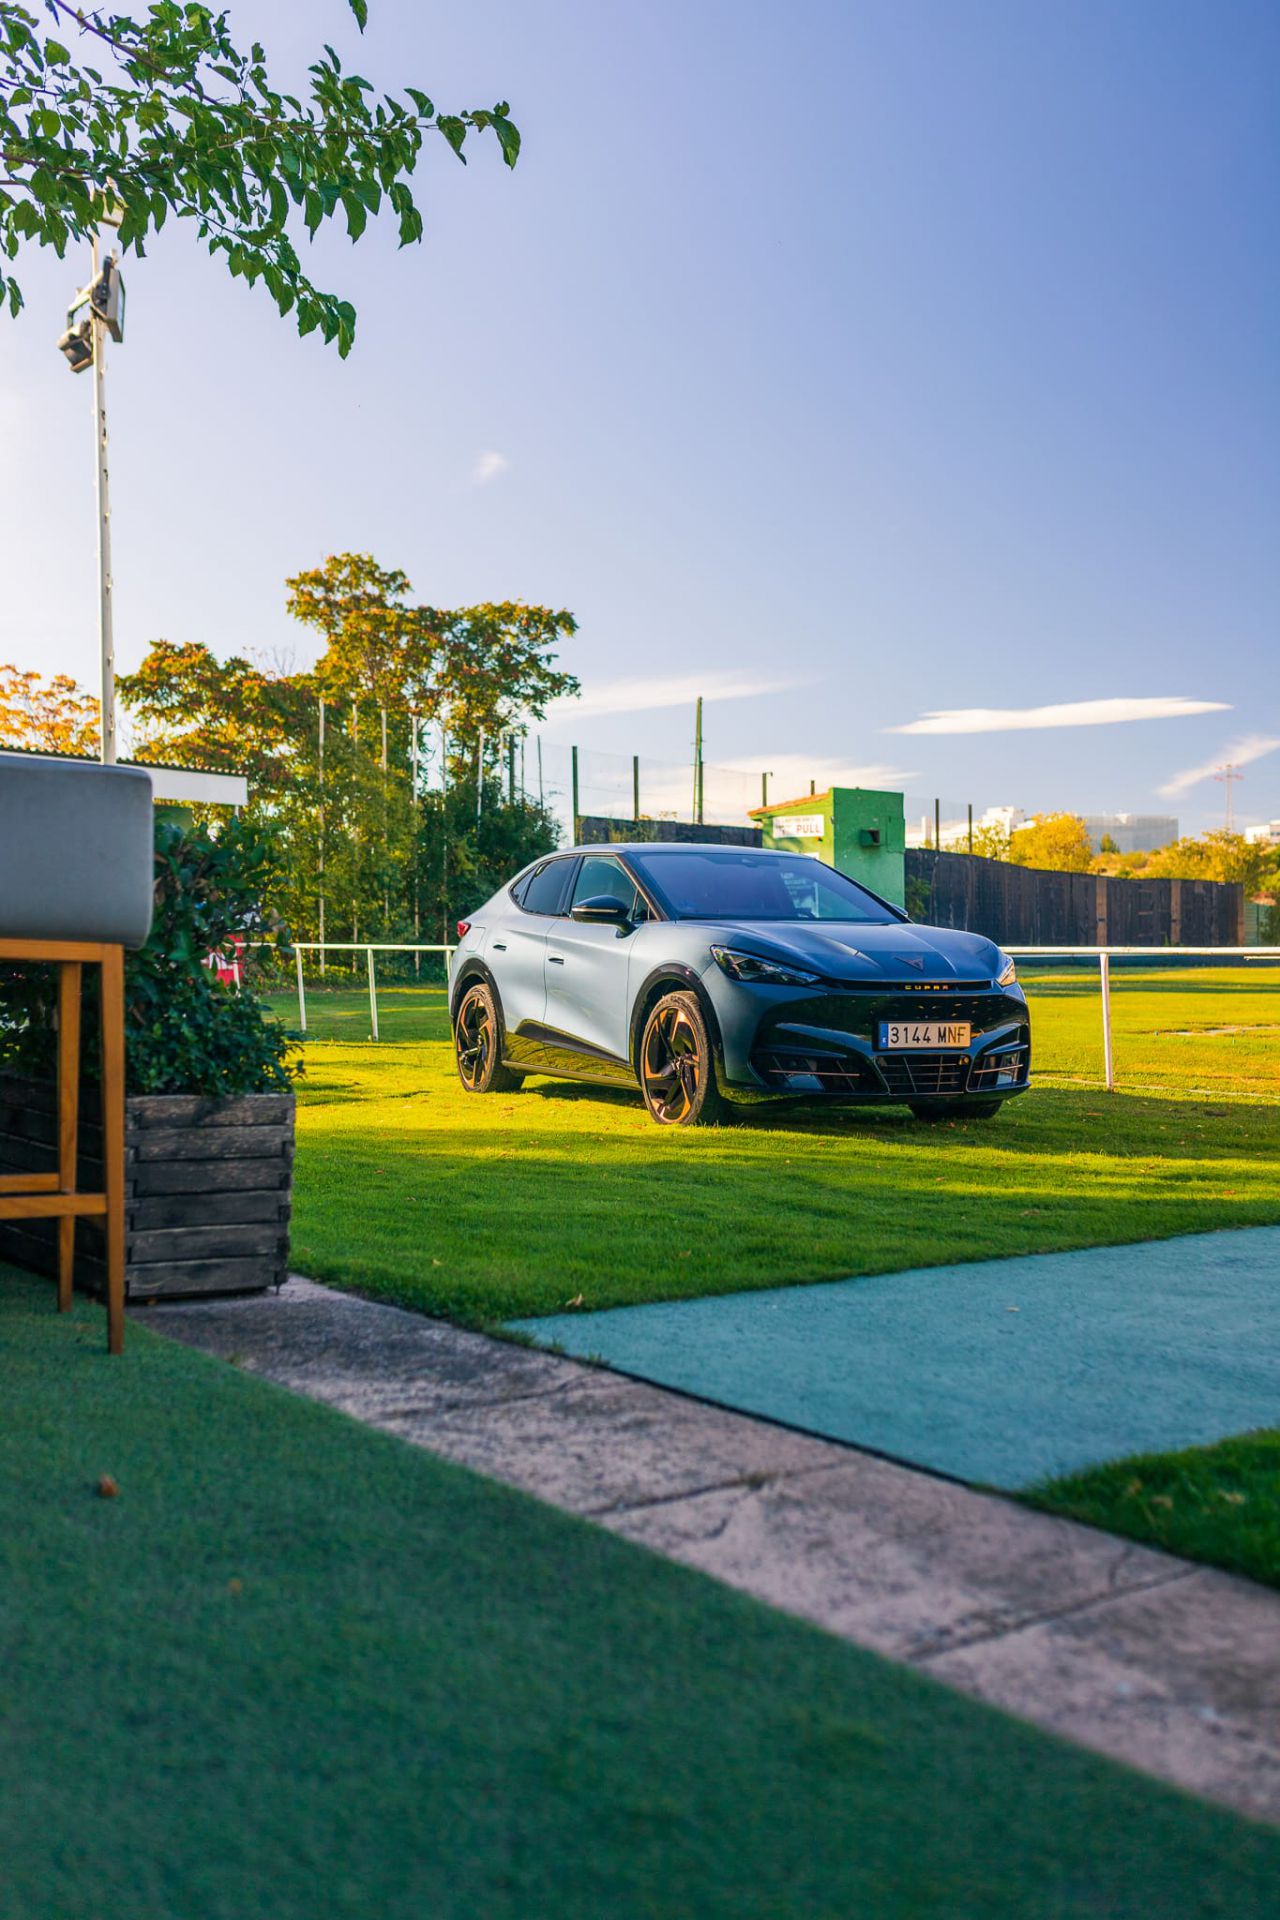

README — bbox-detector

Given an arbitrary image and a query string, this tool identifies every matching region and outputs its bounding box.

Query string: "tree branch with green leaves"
[0,0,520,353]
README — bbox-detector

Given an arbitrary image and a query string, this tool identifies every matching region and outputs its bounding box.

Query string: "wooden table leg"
[99,946,126,1356]
[57,960,82,1313]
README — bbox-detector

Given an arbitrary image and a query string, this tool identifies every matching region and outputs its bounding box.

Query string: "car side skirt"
[504,1022,640,1089]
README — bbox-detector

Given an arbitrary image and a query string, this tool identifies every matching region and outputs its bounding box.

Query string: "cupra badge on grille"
[895,955,927,971]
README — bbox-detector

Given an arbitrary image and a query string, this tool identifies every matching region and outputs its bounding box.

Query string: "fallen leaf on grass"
[96,1475,119,1499]
[564,1294,585,1309]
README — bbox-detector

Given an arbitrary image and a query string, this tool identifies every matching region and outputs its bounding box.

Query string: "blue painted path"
[510,1227,1280,1490]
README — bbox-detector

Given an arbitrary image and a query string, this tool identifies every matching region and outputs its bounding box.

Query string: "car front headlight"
[996,952,1018,988]
[711,945,821,987]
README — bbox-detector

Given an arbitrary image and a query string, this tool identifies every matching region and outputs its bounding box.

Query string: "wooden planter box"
[0,1073,293,1299]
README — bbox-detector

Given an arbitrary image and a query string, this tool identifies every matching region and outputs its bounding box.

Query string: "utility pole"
[91,237,116,761]
[1215,763,1243,834]
[58,233,125,762]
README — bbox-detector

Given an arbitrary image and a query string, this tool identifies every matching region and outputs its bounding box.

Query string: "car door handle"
[491,942,506,951]
[548,954,565,965]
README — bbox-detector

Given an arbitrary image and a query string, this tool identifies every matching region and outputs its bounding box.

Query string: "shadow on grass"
[289,1083,1280,1324]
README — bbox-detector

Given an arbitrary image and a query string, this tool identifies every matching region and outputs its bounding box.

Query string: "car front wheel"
[639,990,729,1126]
[454,981,522,1093]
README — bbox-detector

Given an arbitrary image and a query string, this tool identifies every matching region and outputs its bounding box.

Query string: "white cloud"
[887,696,1230,735]
[542,669,802,726]
[1157,734,1280,800]
[470,450,509,486]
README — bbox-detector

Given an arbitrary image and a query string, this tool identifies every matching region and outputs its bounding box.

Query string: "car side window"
[570,857,649,921]
[516,858,573,916]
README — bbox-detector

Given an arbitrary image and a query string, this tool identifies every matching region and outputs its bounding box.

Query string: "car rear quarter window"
[514,858,574,915]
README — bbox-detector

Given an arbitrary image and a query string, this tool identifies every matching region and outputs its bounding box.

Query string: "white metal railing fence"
[289,942,456,1041]
[274,939,1277,1069]
[1009,946,1280,1092]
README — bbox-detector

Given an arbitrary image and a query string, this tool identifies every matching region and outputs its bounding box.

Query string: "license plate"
[878,1021,971,1050]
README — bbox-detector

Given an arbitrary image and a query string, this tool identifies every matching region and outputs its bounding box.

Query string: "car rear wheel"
[639,990,729,1126]
[455,982,522,1093]
[908,1097,1003,1121]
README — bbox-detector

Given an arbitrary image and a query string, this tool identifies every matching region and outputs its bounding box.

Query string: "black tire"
[639,990,729,1127]
[454,981,522,1093]
[908,1097,1003,1122]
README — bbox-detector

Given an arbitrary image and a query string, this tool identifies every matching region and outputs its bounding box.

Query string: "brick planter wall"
[0,1074,293,1299]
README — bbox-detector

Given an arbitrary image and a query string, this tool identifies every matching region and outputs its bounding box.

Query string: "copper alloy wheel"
[641,999,705,1123]
[455,986,496,1091]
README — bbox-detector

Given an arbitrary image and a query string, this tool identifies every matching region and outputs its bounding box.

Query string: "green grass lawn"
[263,970,1280,1327]
[1030,1429,1280,1592]
[4,1266,1278,1919]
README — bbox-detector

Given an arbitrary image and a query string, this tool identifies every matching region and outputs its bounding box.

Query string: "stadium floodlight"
[57,312,95,372]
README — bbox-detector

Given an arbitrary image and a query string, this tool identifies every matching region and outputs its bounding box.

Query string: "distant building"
[1082,812,1177,854]
[1244,820,1280,846]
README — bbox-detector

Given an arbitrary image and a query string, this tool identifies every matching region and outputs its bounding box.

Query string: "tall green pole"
[968,802,973,855]
[935,796,941,850]
[571,744,580,843]
[693,696,704,825]
[633,754,640,823]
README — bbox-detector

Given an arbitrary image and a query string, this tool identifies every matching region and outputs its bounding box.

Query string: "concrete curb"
[141,1276,1280,1826]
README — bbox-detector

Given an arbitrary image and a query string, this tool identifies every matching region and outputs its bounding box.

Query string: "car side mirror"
[570,894,632,925]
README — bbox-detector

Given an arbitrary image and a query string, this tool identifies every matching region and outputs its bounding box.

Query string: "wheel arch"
[450,956,503,1025]
[629,963,727,1081]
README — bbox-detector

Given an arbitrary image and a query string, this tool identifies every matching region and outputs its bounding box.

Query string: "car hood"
[696,919,1004,983]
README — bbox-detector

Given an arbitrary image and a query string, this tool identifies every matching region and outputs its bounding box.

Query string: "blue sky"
[2,0,1276,832]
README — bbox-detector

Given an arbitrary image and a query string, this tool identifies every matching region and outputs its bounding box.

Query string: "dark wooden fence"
[578,816,763,848]
[906,851,1244,946]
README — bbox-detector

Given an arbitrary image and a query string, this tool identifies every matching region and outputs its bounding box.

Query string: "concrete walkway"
[143,1277,1280,1827]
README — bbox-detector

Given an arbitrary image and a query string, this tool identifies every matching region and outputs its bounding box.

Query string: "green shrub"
[0,814,298,1098]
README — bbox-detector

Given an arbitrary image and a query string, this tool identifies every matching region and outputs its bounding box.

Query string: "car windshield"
[628,851,897,923]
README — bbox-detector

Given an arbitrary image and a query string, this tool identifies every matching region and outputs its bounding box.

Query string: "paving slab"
[142,1276,1280,1825]
[511,1225,1280,1487]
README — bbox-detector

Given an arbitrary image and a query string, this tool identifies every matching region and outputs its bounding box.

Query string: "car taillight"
[456,920,471,938]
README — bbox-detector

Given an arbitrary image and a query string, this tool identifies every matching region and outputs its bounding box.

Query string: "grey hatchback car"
[449,843,1030,1125]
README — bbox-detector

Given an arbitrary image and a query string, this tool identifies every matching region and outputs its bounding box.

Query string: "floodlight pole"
[90,235,117,764]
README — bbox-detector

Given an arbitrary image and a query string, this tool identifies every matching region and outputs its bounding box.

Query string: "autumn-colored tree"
[1006,812,1094,874]
[0,662,99,754]
[1142,831,1278,896]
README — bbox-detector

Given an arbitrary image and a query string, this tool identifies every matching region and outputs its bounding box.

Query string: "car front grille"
[969,1035,1031,1091]
[752,1049,878,1095]
[874,1052,970,1097]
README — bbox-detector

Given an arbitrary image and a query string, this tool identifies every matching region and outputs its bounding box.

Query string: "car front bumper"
[703,975,1032,1103]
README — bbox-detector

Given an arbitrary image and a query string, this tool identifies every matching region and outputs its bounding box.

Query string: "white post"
[294,944,308,1035]
[90,236,116,763]
[367,946,379,1041]
[1099,951,1114,1091]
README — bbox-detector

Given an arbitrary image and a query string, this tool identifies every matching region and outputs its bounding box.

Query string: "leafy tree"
[0,660,98,751]
[118,554,579,946]
[1006,812,1094,874]
[968,820,1012,861]
[1098,832,1119,854]
[1143,831,1278,896]
[0,1,519,351]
